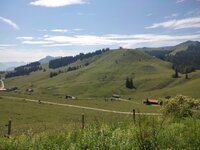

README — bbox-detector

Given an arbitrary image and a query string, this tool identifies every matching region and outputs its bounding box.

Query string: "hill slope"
[3,48,200,100]
[144,41,200,73]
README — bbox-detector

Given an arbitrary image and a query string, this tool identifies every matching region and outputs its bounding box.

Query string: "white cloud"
[42,43,72,47]
[43,35,49,38]
[0,16,19,30]
[73,28,84,31]
[0,48,75,62]
[16,37,34,40]
[0,44,15,47]
[51,29,68,33]
[30,0,86,7]
[146,16,200,29]
[18,33,200,48]
[4,33,200,62]
[22,41,53,45]
[176,0,185,3]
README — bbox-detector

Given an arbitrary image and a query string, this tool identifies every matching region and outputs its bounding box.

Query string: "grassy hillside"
[1,48,200,149]
[2,48,200,101]
[170,40,200,55]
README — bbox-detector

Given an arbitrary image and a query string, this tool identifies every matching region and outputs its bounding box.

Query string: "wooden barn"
[111,94,120,100]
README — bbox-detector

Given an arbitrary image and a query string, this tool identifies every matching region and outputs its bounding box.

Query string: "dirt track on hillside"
[0,79,5,90]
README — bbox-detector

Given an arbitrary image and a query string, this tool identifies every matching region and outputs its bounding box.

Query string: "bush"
[162,95,200,118]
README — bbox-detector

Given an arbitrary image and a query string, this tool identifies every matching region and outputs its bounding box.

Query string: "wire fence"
[0,96,162,137]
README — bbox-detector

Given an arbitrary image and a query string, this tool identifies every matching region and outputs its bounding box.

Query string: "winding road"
[2,96,162,116]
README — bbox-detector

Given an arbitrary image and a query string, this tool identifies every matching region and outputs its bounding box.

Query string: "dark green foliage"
[50,72,58,78]
[49,49,109,69]
[170,45,200,73]
[146,49,172,60]
[172,68,179,78]
[49,66,80,78]
[5,62,41,78]
[145,41,200,73]
[84,62,90,66]
[126,77,136,89]
[67,66,78,72]
[185,73,189,79]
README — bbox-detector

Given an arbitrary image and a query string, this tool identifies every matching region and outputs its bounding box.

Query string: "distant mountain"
[39,56,60,64]
[0,62,26,71]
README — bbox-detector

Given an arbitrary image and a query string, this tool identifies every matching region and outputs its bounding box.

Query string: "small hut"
[144,99,159,105]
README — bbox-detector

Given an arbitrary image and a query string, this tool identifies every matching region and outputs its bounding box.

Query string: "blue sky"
[0,0,200,62]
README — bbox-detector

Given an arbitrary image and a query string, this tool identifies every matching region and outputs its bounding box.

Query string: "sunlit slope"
[4,49,200,99]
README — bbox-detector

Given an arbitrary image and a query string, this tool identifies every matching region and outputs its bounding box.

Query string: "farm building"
[144,99,160,105]
[111,94,120,100]
[0,88,7,92]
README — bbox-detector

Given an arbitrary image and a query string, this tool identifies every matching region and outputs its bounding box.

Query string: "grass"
[0,115,199,150]
[0,96,149,136]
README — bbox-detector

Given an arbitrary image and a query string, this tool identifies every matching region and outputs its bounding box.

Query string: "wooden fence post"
[5,120,12,136]
[133,109,136,124]
[81,114,85,129]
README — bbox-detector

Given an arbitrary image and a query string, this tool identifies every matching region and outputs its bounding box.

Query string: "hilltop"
[2,42,200,100]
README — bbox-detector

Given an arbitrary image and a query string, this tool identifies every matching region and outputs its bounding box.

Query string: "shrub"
[162,95,200,118]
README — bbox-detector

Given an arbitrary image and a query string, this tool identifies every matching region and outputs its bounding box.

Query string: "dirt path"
[0,79,5,90]
[2,96,162,116]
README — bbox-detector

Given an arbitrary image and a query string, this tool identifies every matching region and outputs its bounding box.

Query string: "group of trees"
[125,77,136,89]
[146,44,200,75]
[172,68,189,79]
[49,64,87,78]
[5,62,41,78]
[49,48,110,69]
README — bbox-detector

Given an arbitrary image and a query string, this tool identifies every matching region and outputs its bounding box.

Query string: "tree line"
[5,62,42,78]
[49,48,110,69]
[50,63,89,78]
[146,45,200,75]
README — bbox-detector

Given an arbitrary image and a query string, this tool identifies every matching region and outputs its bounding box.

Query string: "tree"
[185,68,189,79]
[126,77,130,88]
[185,73,189,79]
[126,77,136,89]
[172,68,179,78]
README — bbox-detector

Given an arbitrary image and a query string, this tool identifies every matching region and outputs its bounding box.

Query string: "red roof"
[148,99,159,103]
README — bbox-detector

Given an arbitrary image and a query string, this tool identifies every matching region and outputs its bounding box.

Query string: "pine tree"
[126,77,129,88]
[173,68,179,78]
[185,73,189,79]
[126,77,136,89]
